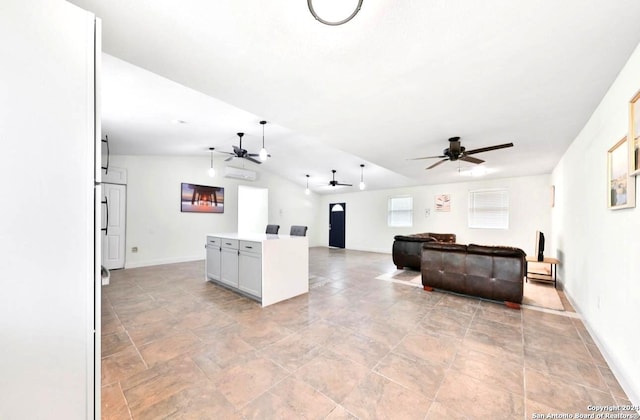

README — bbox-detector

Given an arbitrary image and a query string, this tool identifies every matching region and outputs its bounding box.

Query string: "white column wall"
[551,42,640,404]
[0,1,97,418]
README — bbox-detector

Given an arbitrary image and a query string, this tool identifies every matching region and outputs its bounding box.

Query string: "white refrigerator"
[0,1,101,418]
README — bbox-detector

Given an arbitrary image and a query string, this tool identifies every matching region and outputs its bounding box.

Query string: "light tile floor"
[101,247,633,419]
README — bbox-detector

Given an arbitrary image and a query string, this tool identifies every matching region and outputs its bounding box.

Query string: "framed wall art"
[181,183,224,213]
[607,137,635,210]
[629,89,640,175]
[435,194,451,212]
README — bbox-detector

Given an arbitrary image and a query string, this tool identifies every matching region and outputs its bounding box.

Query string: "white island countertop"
[207,232,306,242]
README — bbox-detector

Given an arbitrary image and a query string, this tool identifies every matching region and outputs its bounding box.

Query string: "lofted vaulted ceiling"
[70,0,640,193]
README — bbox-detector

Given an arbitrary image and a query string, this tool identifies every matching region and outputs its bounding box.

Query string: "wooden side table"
[526,256,560,288]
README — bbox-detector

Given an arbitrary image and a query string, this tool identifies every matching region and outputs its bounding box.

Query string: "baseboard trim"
[124,256,203,269]
[316,245,391,255]
[562,287,639,406]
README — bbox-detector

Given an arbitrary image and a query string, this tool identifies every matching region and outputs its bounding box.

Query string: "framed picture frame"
[630,89,640,176]
[435,194,451,212]
[607,137,635,210]
[180,182,224,213]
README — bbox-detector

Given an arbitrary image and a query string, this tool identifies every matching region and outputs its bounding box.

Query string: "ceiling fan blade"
[459,155,485,165]
[224,156,234,162]
[426,159,448,170]
[407,155,446,160]
[243,156,262,165]
[336,183,353,187]
[465,142,514,155]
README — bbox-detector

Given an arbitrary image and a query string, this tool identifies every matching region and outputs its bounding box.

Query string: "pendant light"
[304,174,311,195]
[359,164,366,190]
[259,120,268,161]
[208,147,216,177]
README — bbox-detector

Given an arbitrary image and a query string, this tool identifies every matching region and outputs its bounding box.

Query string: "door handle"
[101,196,109,235]
[101,135,110,174]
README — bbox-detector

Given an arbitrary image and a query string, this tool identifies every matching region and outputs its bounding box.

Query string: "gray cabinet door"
[220,247,239,287]
[206,245,221,281]
[239,249,262,298]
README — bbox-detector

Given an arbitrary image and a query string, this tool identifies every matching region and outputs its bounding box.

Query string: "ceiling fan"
[219,132,263,164]
[410,136,514,170]
[328,170,352,187]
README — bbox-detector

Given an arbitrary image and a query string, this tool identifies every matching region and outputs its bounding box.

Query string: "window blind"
[468,189,509,229]
[388,196,413,227]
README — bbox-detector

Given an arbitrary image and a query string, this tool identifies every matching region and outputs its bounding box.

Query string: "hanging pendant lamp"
[208,147,216,177]
[259,120,268,161]
[359,164,366,190]
[305,174,311,195]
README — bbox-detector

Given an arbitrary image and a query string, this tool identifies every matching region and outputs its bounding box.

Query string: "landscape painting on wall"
[607,137,635,209]
[181,183,224,213]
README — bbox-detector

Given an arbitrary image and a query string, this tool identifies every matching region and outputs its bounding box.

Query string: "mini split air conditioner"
[224,166,257,181]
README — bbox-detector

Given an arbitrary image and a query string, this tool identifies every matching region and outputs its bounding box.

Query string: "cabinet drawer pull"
[245,246,252,249]
[225,242,232,245]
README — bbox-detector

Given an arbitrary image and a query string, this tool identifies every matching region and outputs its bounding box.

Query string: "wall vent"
[224,166,257,181]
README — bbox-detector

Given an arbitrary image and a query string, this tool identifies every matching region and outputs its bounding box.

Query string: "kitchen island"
[205,233,309,307]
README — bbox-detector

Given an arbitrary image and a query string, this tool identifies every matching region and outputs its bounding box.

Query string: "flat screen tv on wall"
[181,183,224,213]
[534,230,545,262]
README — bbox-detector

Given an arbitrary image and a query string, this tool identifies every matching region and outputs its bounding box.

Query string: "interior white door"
[101,183,126,269]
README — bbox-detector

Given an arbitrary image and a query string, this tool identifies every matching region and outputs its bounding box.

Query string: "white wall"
[0,1,97,418]
[109,155,321,267]
[551,42,640,405]
[238,186,268,235]
[318,174,551,255]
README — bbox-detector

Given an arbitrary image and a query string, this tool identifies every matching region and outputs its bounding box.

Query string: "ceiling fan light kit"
[307,0,363,26]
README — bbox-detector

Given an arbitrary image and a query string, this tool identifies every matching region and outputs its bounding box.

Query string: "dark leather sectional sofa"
[392,232,456,270]
[421,242,527,306]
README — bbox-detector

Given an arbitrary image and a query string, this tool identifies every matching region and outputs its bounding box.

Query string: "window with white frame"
[388,196,413,227]
[468,188,509,229]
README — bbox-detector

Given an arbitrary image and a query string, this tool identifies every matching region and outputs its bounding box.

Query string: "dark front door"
[329,202,346,248]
